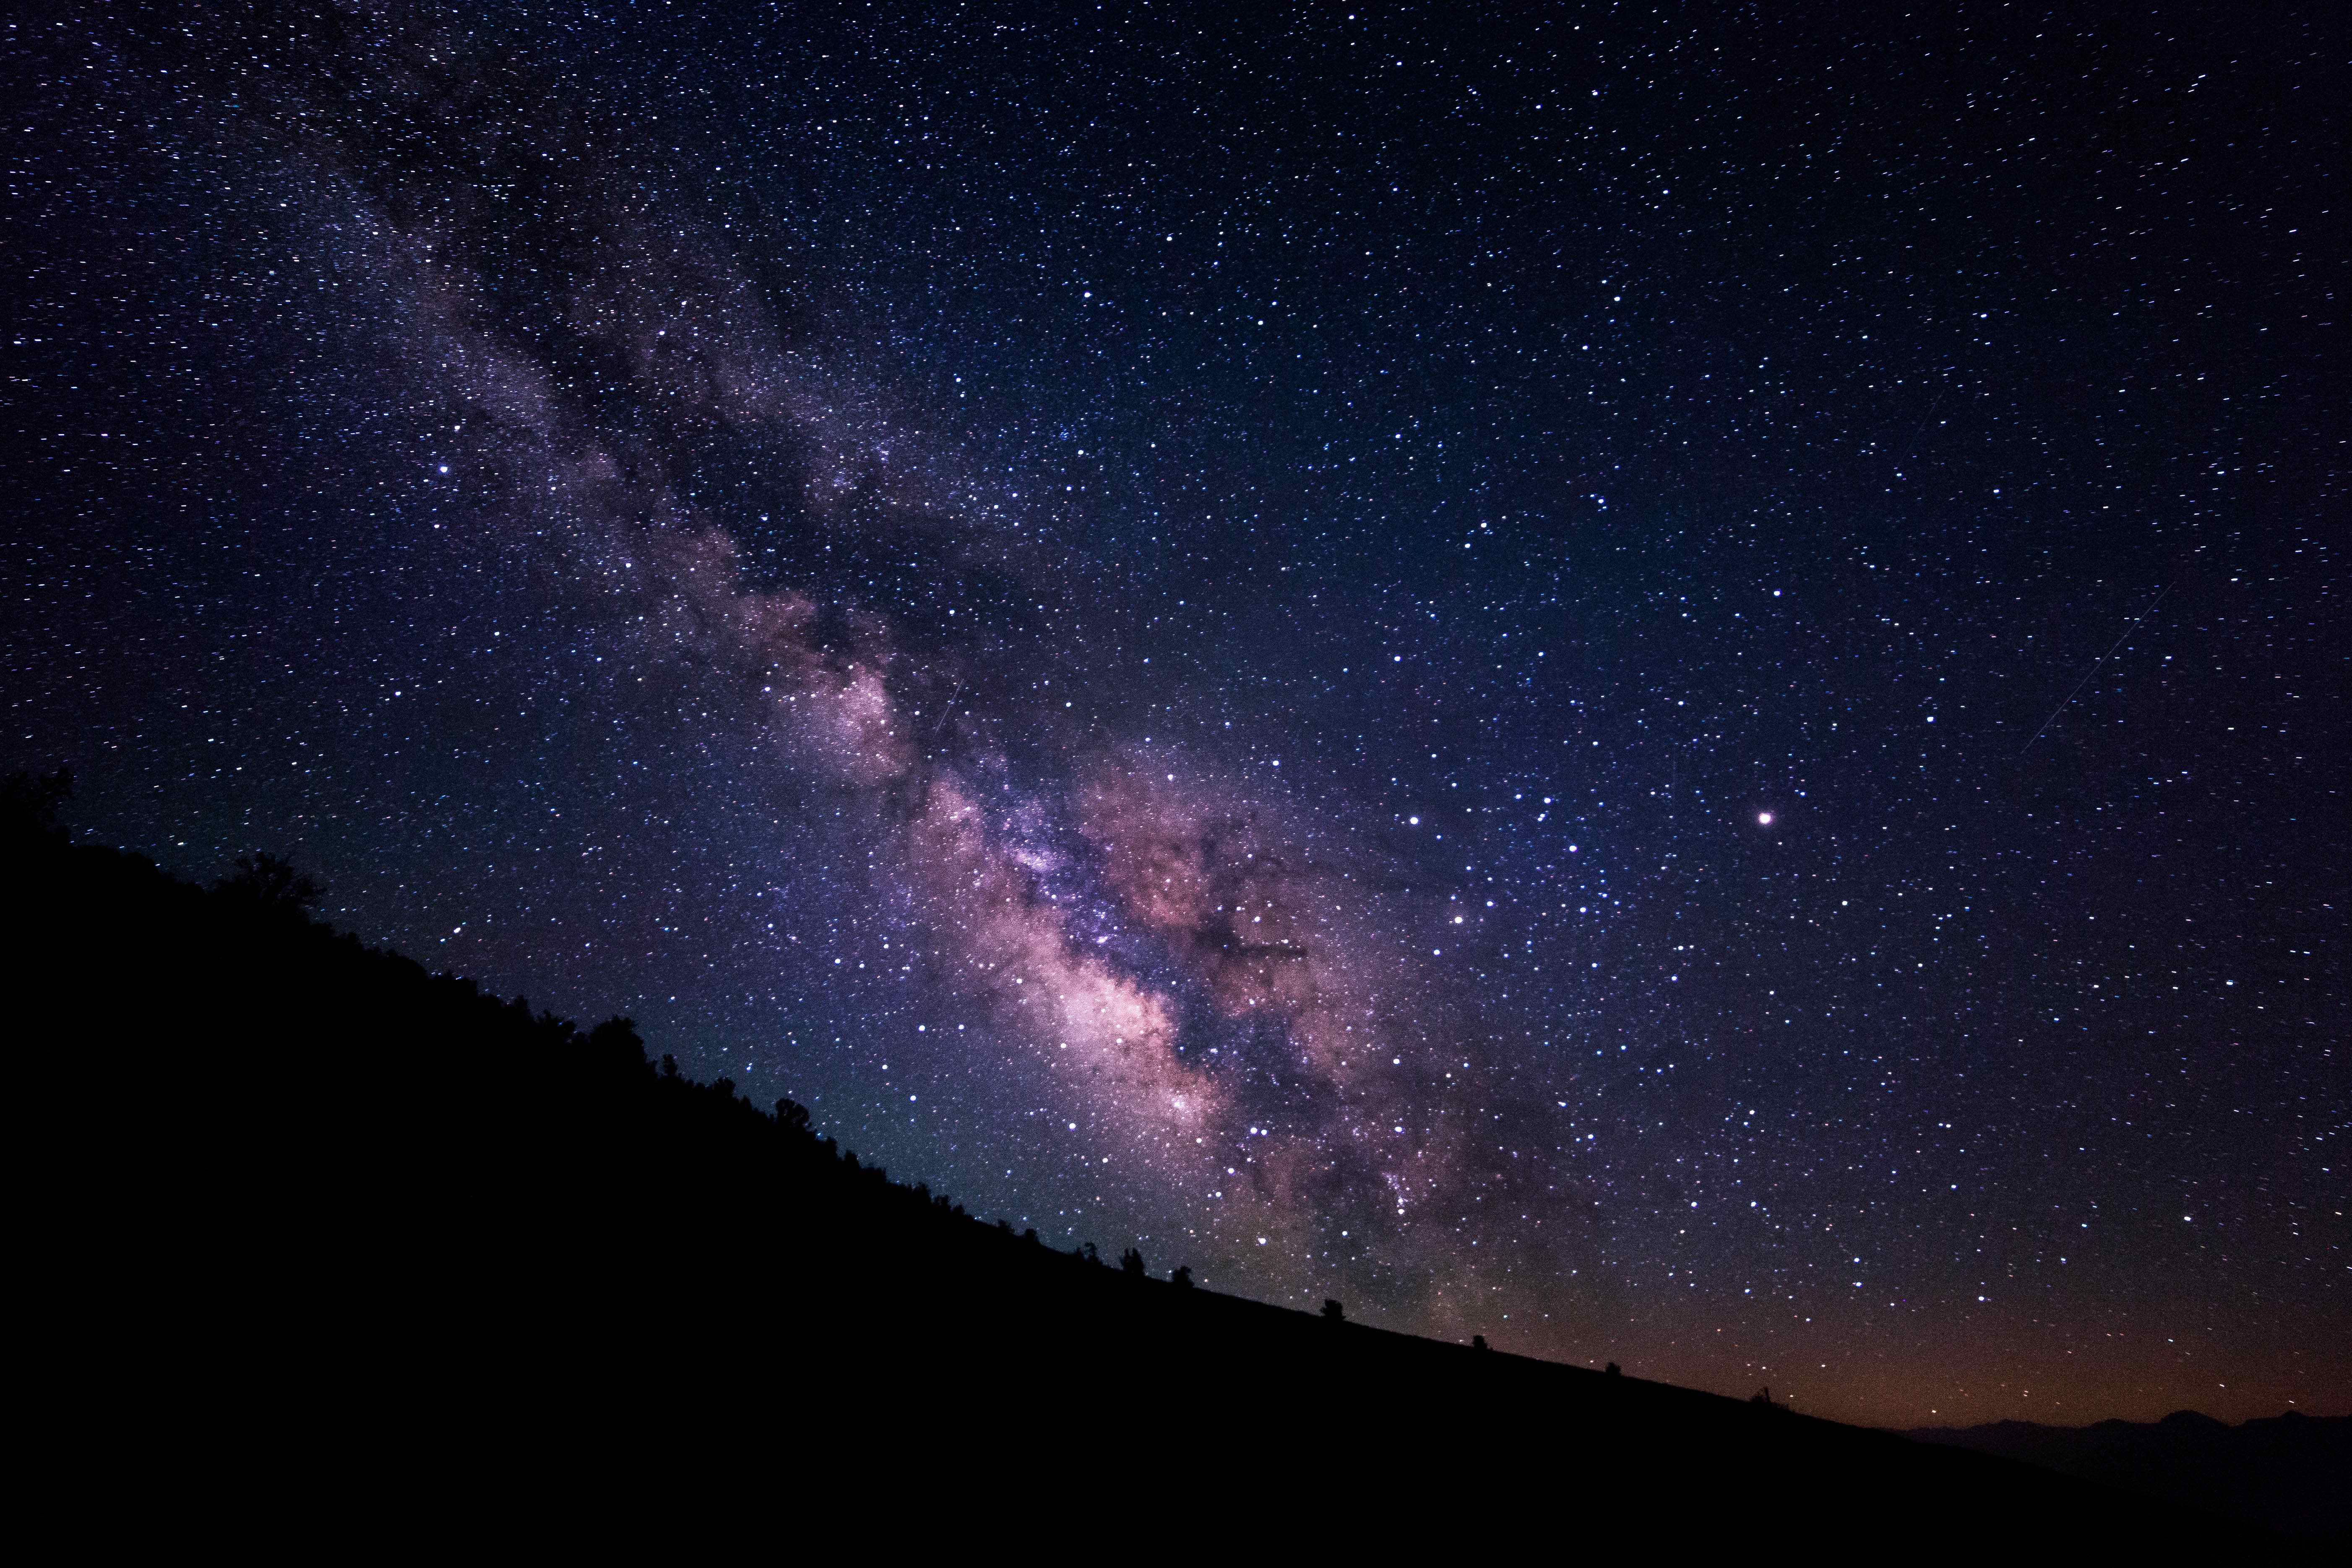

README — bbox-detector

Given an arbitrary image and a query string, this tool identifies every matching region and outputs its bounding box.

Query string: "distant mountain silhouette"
[3,771,2324,1546]
[1906,1410,2348,1540]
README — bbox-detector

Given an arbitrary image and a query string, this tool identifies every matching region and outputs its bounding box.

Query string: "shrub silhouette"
[216,852,324,917]
[1322,1299,1344,1322]
[0,766,71,841]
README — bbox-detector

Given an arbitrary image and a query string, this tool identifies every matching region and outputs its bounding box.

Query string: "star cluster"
[6,3,2344,1425]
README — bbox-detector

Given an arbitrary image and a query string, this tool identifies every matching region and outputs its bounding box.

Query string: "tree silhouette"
[1120,1247,1146,1277]
[216,852,323,917]
[1322,1299,1344,1322]
[1170,1265,1193,1289]
[0,766,72,841]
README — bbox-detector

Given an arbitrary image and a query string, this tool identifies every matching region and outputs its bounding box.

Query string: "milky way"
[8,4,2345,1425]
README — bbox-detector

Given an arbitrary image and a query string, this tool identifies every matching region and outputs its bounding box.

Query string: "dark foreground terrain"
[1906,1411,2346,1542]
[8,775,2333,1547]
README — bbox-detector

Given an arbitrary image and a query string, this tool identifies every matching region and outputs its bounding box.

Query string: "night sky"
[9,3,2345,1427]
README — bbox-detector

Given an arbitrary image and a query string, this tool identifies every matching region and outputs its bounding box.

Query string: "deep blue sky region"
[7,2,2345,1425]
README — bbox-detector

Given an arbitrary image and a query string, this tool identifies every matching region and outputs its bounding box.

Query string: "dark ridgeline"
[1907,1412,2350,1542]
[3,772,2329,1545]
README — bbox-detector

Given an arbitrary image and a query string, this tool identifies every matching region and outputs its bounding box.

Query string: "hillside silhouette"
[5,771,2329,1545]
[1907,1411,2348,1541]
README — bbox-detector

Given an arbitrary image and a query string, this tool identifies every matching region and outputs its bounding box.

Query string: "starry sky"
[8,3,2345,1427]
